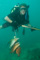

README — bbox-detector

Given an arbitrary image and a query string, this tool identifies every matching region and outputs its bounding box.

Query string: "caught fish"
[16,47,21,56]
[9,36,19,48]
[10,42,20,53]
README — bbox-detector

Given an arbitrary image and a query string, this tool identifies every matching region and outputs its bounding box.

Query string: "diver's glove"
[31,29,36,31]
[31,27,36,31]
[27,24,36,31]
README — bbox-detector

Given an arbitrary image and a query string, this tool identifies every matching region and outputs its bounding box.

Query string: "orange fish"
[10,42,20,53]
[16,47,21,56]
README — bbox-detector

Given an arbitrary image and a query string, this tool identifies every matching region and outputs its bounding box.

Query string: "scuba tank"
[11,3,19,13]
[11,3,20,32]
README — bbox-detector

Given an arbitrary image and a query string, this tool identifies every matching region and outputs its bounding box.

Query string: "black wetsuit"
[2,8,29,31]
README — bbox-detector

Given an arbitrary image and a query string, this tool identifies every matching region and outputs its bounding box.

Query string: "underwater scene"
[0,0,40,60]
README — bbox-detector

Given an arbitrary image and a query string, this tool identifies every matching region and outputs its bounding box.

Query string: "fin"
[22,28,25,35]
[16,27,19,32]
[16,47,21,56]
[31,29,36,31]
[27,5,29,8]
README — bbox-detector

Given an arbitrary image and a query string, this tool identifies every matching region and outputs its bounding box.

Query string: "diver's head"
[19,3,29,15]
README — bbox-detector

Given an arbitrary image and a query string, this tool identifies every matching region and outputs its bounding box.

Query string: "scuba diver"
[0,3,40,56]
[0,3,35,35]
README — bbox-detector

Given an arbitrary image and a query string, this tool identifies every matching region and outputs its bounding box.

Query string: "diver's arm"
[0,22,11,29]
[4,11,17,23]
[4,16,13,23]
[0,25,8,29]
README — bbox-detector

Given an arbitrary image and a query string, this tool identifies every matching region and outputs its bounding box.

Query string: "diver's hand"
[28,24,31,28]
[27,24,36,31]
[0,25,2,29]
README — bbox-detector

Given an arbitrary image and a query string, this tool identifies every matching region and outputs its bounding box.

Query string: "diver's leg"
[0,22,10,29]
